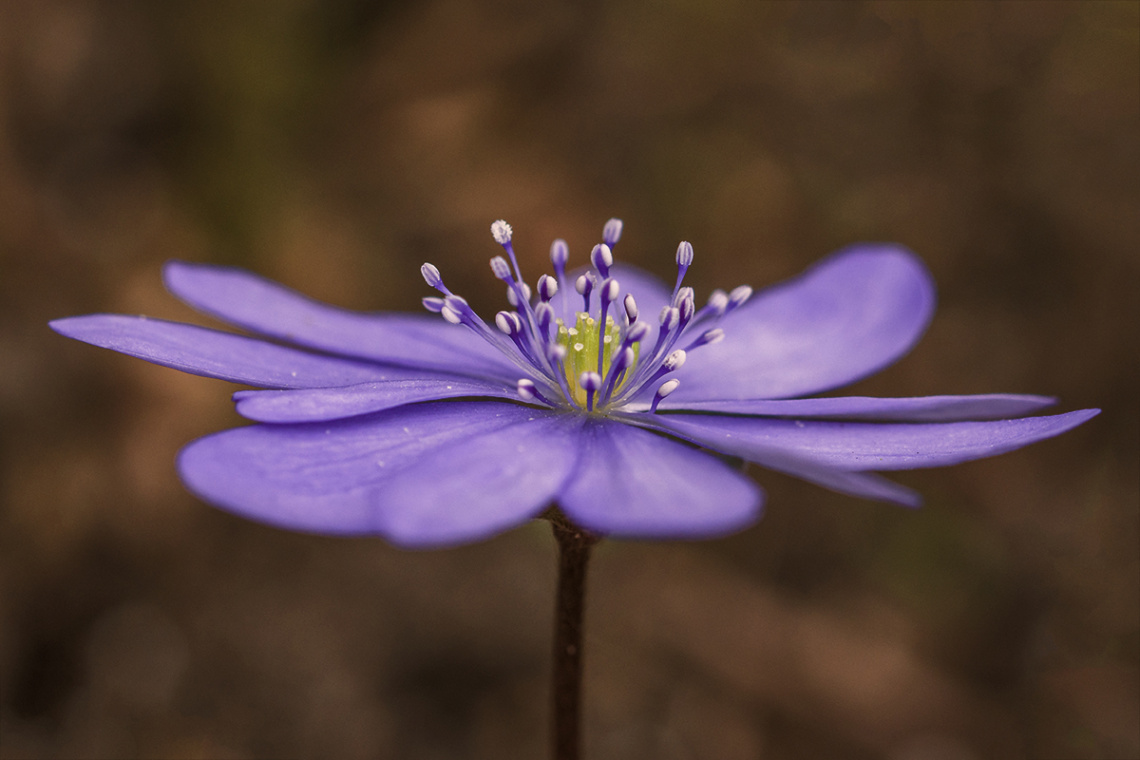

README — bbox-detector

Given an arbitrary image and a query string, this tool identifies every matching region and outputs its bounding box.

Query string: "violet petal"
[234,378,522,422]
[655,393,1057,421]
[641,408,1100,471]
[163,261,519,381]
[49,315,425,388]
[670,245,936,401]
[558,418,763,538]
[178,400,577,546]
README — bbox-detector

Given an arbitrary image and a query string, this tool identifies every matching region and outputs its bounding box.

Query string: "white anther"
[547,344,568,362]
[650,378,681,412]
[517,378,537,401]
[660,306,680,331]
[506,282,532,307]
[657,378,681,398]
[728,285,753,310]
[612,346,635,371]
[550,239,569,268]
[662,349,687,372]
[538,274,558,301]
[421,263,443,288]
[490,256,512,280]
[491,220,513,245]
[421,297,444,313]
[602,218,623,246]
[579,371,602,392]
[623,294,638,323]
[625,321,650,343]
[441,305,463,324]
[575,274,591,295]
[692,328,724,348]
[591,243,613,273]
[495,311,521,335]
[535,301,555,330]
[676,241,694,267]
[601,278,620,303]
[706,289,728,315]
[678,291,695,322]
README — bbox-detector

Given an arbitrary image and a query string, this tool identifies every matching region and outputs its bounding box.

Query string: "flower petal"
[178,400,578,547]
[234,378,521,422]
[163,260,519,381]
[558,419,763,538]
[50,315,422,388]
[641,408,1100,471]
[740,450,922,507]
[670,245,936,401]
[656,394,1057,421]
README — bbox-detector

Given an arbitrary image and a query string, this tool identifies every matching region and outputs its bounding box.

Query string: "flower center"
[420,219,751,415]
[555,313,640,407]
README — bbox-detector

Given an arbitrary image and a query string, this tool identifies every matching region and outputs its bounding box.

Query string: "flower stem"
[549,511,598,760]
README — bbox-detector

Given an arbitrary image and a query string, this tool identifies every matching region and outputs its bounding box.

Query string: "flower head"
[50,220,1098,547]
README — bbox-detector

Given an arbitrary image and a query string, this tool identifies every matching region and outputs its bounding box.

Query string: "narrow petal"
[670,245,936,401]
[745,451,922,507]
[178,401,578,547]
[234,378,522,422]
[558,418,763,539]
[163,261,519,381]
[641,408,1100,471]
[50,315,424,388]
[656,394,1057,421]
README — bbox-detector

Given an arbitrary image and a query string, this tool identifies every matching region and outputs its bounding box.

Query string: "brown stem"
[549,511,598,760]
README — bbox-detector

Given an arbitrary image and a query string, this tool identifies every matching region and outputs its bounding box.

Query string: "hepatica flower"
[51,219,1097,547]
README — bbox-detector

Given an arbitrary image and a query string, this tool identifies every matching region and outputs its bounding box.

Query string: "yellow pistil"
[555,312,638,408]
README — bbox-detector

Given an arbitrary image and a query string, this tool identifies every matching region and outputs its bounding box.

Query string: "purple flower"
[50,220,1098,547]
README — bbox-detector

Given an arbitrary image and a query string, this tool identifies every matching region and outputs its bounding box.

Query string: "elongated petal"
[642,409,1100,471]
[656,394,1057,421]
[234,378,522,422]
[49,315,422,388]
[163,261,518,381]
[670,245,936,401]
[558,419,763,538]
[178,401,578,547]
[743,450,922,507]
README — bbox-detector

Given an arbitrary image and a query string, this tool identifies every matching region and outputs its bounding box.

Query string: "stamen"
[490,256,512,281]
[623,293,638,324]
[421,263,451,295]
[491,219,525,286]
[495,311,522,336]
[580,371,602,411]
[537,274,558,302]
[599,345,635,404]
[650,379,680,412]
[517,378,557,406]
[691,289,728,325]
[595,278,619,377]
[550,239,569,314]
[506,282,533,307]
[421,297,444,313]
[685,328,725,351]
[490,220,513,245]
[602,218,623,247]
[726,285,753,315]
[673,241,693,299]
[440,304,462,324]
[534,301,555,334]
[575,274,594,313]
[591,244,613,278]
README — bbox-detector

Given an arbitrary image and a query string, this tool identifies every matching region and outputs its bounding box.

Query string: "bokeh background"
[1,1,1136,758]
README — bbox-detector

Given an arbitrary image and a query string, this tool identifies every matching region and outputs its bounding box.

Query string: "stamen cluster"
[421,219,752,414]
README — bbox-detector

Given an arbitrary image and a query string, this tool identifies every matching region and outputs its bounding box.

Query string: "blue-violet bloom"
[51,220,1098,547]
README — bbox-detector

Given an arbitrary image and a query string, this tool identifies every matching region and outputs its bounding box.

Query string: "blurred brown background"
[1,1,1136,758]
